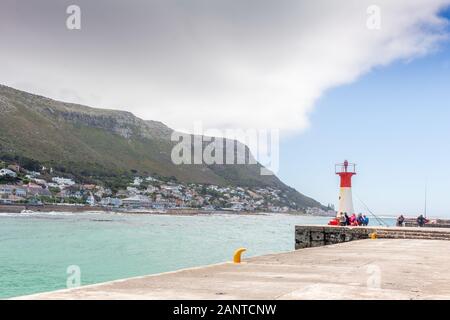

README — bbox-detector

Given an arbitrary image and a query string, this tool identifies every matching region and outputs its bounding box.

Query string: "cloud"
[1,0,449,134]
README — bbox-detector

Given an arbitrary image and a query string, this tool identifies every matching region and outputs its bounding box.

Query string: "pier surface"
[17,239,450,300]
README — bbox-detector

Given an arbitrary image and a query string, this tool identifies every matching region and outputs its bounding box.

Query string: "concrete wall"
[295,226,374,249]
[295,225,450,249]
[404,218,450,228]
[0,204,26,213]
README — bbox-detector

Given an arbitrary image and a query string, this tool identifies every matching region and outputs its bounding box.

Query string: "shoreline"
[0,203,335,217]
[1,204,446,220]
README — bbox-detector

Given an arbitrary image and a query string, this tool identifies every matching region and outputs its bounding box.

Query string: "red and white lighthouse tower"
[335,160,356,218]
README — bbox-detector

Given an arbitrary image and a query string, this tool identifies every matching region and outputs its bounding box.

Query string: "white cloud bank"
[1,0,449,134]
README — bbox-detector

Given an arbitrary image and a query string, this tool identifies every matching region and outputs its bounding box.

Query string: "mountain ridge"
[0,84,324,210]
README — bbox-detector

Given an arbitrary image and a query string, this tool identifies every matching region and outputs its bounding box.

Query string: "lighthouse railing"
[335,163,356,174]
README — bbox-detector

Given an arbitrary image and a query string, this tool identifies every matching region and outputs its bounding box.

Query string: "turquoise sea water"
[0,211,395,299]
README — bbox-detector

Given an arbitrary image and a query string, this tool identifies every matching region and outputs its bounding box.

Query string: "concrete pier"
[15,238,450,300]
[404,218,450,228]
[295,225,450,249]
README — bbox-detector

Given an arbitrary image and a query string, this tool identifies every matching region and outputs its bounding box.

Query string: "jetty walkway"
[16,237,450,300]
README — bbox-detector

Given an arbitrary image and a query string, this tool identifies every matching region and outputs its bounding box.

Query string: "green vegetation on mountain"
[0,84,324,210]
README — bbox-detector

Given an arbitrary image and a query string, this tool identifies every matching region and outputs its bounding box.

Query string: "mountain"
[0,84,324,210]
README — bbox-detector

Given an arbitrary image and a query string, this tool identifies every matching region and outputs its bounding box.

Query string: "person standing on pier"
[344,213,350,226]
[397,215,405,227]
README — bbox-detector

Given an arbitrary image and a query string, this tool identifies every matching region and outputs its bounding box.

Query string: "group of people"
[338,212,369,226]
[396,214,429,227]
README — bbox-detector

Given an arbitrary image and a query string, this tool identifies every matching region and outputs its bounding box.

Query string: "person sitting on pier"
[357,213,364,226]
[338,213,347,226]
[417,214,429,227]
[362,215,369,226]
[349,213,359,226]
[397,215,405,227]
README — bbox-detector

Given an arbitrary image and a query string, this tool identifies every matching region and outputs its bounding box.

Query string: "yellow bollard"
[233,248,247,263]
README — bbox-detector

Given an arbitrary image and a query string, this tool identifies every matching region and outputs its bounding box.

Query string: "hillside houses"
[0,163,325,213]
[26,183,52,197]
[0,183,48,204]
[100,197,122,207]
[122,195,152,208]
[0,185,25,197]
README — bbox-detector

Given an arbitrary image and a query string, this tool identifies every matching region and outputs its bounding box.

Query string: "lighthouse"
[335,160,356,219]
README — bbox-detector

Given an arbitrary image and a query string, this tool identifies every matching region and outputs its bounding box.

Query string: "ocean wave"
[0,211,80,218]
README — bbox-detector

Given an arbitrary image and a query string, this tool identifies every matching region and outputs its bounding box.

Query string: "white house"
[122,195,152,208]
[126,186,139,195]
[132,177,143,186]
[52,177,75,186]
[86,194,96,206]
[14,187,27,197]
[26,171,40,177]
[0,169,17,178]
[47,182,59,188]
[230,201,245,212]
[32,178,48,186]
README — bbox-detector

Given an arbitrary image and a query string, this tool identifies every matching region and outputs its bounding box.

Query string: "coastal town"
[0,163,335,214]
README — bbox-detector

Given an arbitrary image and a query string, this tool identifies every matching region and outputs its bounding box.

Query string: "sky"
[280,46,450,217]
[1,1,450,217]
